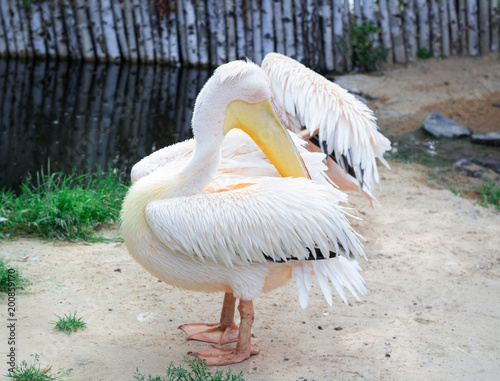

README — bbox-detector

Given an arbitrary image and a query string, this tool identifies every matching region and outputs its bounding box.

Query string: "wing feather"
[262,53,391,195]
[145,177,364,268]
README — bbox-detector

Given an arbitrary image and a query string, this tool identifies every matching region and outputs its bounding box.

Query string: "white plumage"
[121,58,377,365]
[262,53,391,201]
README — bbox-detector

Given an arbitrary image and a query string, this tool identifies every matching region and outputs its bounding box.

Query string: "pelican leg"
[189,300,259,365]
[179,292,239,344]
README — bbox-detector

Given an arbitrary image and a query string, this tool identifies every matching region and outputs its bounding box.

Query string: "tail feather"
[292,257,367,308]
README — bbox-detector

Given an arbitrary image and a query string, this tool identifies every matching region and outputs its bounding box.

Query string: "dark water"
[0,59,210,190]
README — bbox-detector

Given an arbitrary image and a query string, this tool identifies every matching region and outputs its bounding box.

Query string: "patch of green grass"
[133,356,245,381]
[0,257,29,294]
[0,165,129,241]
[51,311,87,333]
[477,177,500,209]
[5,353,72,381]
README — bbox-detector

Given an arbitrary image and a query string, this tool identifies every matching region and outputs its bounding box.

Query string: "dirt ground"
[1,56,500,381]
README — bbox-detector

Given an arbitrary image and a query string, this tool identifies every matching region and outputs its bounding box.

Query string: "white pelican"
[121,60,366,365]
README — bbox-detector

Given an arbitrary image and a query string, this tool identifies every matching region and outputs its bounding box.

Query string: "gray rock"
[423,113,470,139]
[469,154,500,173]
[454,154,500,176]
[454,159,489,178]
[470,132,500,147]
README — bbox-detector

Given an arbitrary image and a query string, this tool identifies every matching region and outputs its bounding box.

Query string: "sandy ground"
[1,57,500,381]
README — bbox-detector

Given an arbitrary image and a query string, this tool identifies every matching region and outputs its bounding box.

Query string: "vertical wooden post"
[333,0,345,71]
[362,0,380,46]
[430,0,442,56]
[88,0,108,61]
[61,0,82,61]
[466,0,479,55]
[123,0,139,63]
[215,0,228,64]
[492,0,500,53]
[28,2,48,59]
[458,0,468,54]
[440,0,451,56]
[353,0,362,27]
[293,0,305,62]
[0,3,9,58]
[167,1,180,65]
[243,0,254,59]
[1,0,17,58]
[262,0,275,56]
[196,0,210,66]
[18,1,34,59]
[448,0,460,55]
[183,0,199,65]
[101,0,122,62]
[478,0,490,54]
[52,1,69,60]
[149,0,162,64]
[416,0,430,51]
[251,0,263,64]
[112,0,130,61]
[234,0,247,59]
[273,0,285,54]
[225,0,237,61]
[134,0,147,62]
[303,0,323,71]
[403,0,417,61]
[9,0,25,59]
[343,0,353,72]
[283,0,296,58]
[321,0,334,71]
[379,0,393,64]
[140,0,156,63]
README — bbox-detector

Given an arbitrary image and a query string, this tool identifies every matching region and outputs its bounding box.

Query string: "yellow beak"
[223,99,311,179]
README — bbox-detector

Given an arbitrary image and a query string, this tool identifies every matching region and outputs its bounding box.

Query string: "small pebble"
[334,326,343,331]
[317,326,323,330]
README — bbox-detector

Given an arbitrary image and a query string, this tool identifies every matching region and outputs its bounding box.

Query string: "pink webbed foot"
[179,322,239,344]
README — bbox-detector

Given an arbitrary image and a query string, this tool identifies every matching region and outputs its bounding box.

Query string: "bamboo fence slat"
[467,0,479,55]
[492,0,500,53]
[123,0,138,63]
[225,0,237,61]
[0,2,9,58]
[273,0,285,54]
[0,0,17,58]
[282,0,296,58]
[112,0,130,61]
[448,0,460,55]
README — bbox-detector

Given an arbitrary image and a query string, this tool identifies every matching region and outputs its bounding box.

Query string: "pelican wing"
[262,53,391,195]
[145,176,364,268]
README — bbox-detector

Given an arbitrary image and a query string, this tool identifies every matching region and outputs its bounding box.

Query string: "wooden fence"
[0,0,499,72]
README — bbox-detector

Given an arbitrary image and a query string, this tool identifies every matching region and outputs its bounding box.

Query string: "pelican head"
[192,60,310,180]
